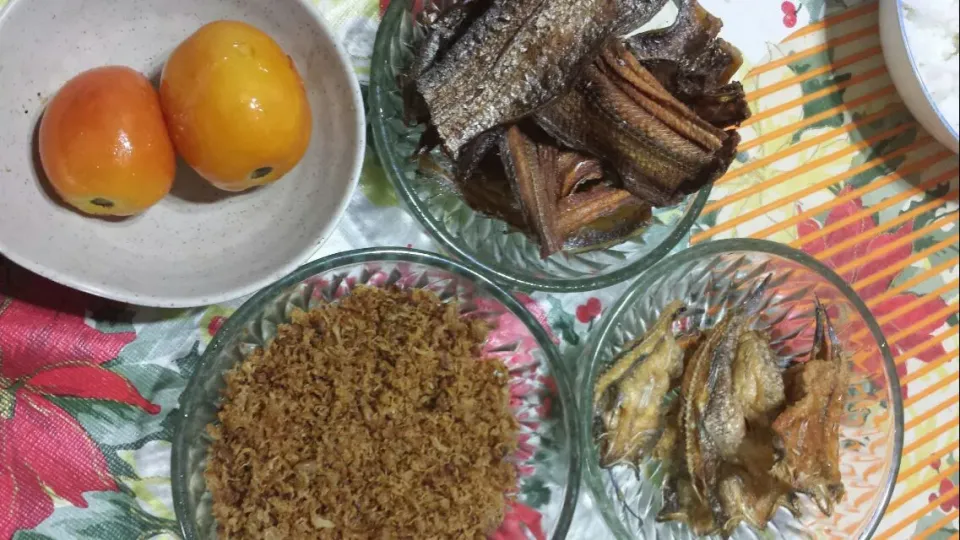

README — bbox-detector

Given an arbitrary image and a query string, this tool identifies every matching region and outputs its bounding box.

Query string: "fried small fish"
[716,429,797,535]
[659,472,718,535]
[733,330,785,426]
[596,301,687,467]
[681,279,771,524]
[594,300,687,405]
[771,300,847,516]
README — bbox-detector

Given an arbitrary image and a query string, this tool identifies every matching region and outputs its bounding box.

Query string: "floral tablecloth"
[1,0,958,538]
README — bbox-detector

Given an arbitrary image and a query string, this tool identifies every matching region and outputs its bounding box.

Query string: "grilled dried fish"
[627,0,744,92]
[536,43,740,206]
[627,0,749,128]
[628,0,723,63]
[402,0,492,125]
[442,152,529,231]
[557,185,651,240]
[733,330,785,425]
[456,126,506,183]
[501,125,563,256]
[771,300,847,516]
[557,152,604,198]
[416,0,670,155]
[596,301,687,467]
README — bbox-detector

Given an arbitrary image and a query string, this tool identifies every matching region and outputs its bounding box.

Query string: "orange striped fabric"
[698,1,960,537]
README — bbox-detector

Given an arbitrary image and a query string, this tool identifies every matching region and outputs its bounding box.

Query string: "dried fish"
[404,0,749,256]
[716,429,797,535]
[733,330,785,425]
[556,185,651,240]
[596,301,687,467]
[601,290,847,535]
[445,153,529,231]
[680,281,773,525]
[417,0,670,155]
[500,126,562,256]
[401,0,491,125]
[771,300,847,516]
[630,1,716,64]
[595,300,686,405]
[627,0,749,128]
[456,126,506,183]
[536,44,740,206]
[659,471,718,535]
[557,152,604,198]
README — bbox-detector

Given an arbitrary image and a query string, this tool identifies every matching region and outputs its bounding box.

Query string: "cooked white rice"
[903,0,960,134]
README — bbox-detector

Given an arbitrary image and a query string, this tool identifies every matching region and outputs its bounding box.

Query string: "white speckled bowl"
[879,0,960,153]
[0,0,364,307]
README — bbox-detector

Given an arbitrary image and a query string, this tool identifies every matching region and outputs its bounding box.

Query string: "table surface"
[0,0,957,538]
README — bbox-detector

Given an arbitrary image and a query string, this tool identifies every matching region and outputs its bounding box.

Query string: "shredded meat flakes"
[206,286,519,539]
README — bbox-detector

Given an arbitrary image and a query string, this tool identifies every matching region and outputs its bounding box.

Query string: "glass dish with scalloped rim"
[578,239,903,539]
[368,0,712,293]
[171,248,580,539]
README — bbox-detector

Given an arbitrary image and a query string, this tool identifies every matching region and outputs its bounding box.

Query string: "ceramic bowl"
[879,0,960,153]
[171,248,580,539]
[0,0,364,307]
[579,239,902,539]
[369,0,711,293]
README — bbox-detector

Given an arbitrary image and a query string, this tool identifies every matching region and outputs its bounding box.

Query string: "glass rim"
[577,238,904,540]
[367,0,713,293]
[170,247,581,540]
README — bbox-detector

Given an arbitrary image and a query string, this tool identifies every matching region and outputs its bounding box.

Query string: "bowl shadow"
[819,8,959,198]
[167,158,256,204]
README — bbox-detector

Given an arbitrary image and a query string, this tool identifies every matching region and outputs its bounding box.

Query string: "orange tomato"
[160,21,312,192]
[39,66,176,216]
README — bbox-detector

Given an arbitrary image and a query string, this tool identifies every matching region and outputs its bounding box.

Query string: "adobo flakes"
[206,286,519,539]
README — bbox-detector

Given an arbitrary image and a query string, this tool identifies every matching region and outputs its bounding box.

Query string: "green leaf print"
[52,343,202,449]
[915,509,960,540]
[845,110,919,191]
[787,51,852,142]
[521,476,553,509]
[360,89,399,207]
[15,491,179,540]
[359,148,399,207]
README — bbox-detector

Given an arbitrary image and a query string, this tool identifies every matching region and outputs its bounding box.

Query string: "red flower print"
[515,293,558,344]
[937,479,960,512]
[781,1,799,27]
[0,267,159,540]
[207,316,225,337]
[797,191,950,396]
[491,501,545,540]
[576,297,603,324]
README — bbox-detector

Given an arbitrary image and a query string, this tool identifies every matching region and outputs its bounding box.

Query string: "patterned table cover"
[1,0,957,538]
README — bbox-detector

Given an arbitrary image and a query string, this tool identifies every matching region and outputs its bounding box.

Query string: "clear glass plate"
[171,248,580,539]
[579,239,903,539]
[368,0,712,293]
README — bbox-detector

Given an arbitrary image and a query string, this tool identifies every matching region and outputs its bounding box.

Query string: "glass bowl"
[368,0,712,293]
[171,248,580,539]
[578,239,903,539]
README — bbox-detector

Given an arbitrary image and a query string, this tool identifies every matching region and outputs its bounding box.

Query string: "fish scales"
[417,0,667,155]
